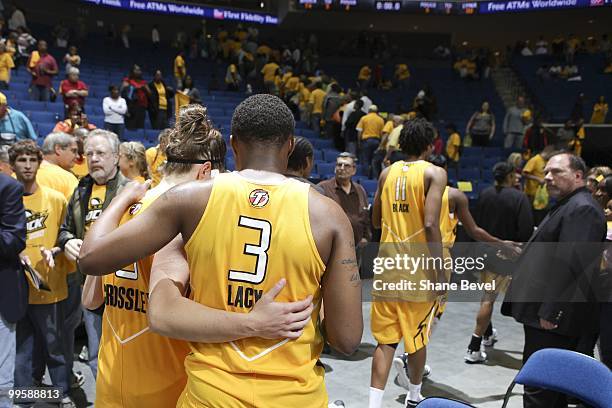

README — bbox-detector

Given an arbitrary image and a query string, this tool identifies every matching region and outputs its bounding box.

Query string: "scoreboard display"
[297,0,609,14]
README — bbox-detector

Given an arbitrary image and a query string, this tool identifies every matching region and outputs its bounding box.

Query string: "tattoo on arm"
[350,272,361,282]
[341,258,358,266]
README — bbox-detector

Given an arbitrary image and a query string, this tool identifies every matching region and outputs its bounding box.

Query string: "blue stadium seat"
[29,111,56,124]
[482,170,494,182]
[311,139,334,149]
[458,168,480,181]
[37,122,56,138]
[316,163,335,178]
[460,156,481,168]
[321,148,339,161]
[18,100,48,113]
[360,179,378,196]
[312,150,323,161]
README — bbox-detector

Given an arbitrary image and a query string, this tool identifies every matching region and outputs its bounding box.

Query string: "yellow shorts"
[370,300,439,354]
[480,270,511,300]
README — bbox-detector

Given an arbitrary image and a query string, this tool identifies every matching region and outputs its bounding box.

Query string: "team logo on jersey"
[248,189,269,208]
[25,209,49,239]
[128,203,142,215]
[85,197,104,224]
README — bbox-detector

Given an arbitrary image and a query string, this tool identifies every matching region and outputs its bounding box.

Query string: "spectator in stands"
[118,141,148,183]
[467,100,496,147]
[556,119,576,150]
[535,65,550,82]
[121,64,150,130]
[148,70,174,130]
[445,123,461,168]
[0,155,26,408]
[323,83,343,148]
[27,40,58,102]
[173,51,186,89]
[522,116,550,154]
[53,104,95,135]
[103,85,127,140]
[121,24,131,49]
[16,27,36,67]
[0,42,14,90]
[357,64,371,90]
[285,136,323,193]
[261,58,280,95]
[151,25,160,50]
[503,96,528,149]
[503,153,605,408]
[394,63,410,89]
[58,130,129,381]
[180,76,201,105]
[522,145,555,205]
[308,82,326,136]
[535,36,549,55]
[71,127,89,180]
[60,67,88,114]
[520,42,533,56]
[52,20,69,49]
[63,46,80,74]
[318,152,371,248]
[356,105,384,178]
[0,92,36,144]
[591,96,609,124]
[586,166,612,193]
[342,92,372,137]
[8,5,26,31]
[225,64,241,92]
[565,33,580,64]
[344,98,365,156]
[570,92,585,122]
[145,129,170,188]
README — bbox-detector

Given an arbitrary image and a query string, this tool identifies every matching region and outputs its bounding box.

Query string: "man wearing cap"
[0,92,37,146]
[60,67,89,113]
[356,104,384,178]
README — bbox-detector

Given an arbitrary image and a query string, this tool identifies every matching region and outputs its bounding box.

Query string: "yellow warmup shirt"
[71,159,88,180]
[174,55,186,78]
[591,103,608,124]
[145,146,166,188]
[309,88,326,115]
[23,186,68,304]
[376,160,442,302]
[180,173,327,407]
[382,120,394,135]
[299,85,311,108]
[154,82,167,110]
[84,184,106,233]
[523,154,545,197]
[358,66,371,81]
[356,112,385,140]
[0,52,15,83]
[446,132,461,162]
[36,161,78,201]
[395,64,410,80]
[97,185,190,408]
[285,76,300,92]
[261,62,279,82]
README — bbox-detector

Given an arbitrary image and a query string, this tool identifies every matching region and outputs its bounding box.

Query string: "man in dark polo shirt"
[318,152,371,247]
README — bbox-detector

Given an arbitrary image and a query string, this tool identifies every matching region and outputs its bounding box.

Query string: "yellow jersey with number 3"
[96,185,190,408]
[181,172,327,408]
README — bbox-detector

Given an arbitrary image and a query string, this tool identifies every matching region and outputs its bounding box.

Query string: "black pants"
[126,105,146,130]
[471,132,490,147]
[523,325,579,408]
[150,109,168,130]
[599,302,612,369]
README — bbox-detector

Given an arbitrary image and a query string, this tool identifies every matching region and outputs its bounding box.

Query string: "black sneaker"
[393,353,431,389]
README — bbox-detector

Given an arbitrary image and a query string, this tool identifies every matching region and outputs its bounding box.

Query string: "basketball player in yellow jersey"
[369,119,447,408]
[393,155,520,387]
[81,105,316,408]
[79,95,363,407]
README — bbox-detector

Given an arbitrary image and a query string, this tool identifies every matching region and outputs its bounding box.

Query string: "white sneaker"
[328,400,345,407]
[464,348,487,364]
[482,328,498,347]
[60,396,77,408]
[394,353,431,389]
[405,394,424,407]
[78,345,88,362]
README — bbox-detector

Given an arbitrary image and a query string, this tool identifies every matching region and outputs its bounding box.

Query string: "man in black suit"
[503,152,606,408]
[0,173,27,406]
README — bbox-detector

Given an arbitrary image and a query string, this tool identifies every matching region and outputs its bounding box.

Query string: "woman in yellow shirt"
[0,42,15,89]
[591,96,609,124]
[119,141,149,183]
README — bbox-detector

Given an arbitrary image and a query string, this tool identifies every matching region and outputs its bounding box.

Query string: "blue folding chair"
[416,397,474,407]
[360,179,378,196]
[501,348,612,408]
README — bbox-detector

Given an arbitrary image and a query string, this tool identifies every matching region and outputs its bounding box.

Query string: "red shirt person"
[60,67,88,110]
[27,40,58,101]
